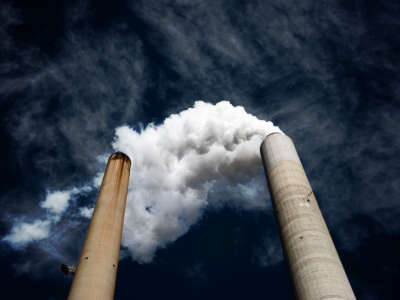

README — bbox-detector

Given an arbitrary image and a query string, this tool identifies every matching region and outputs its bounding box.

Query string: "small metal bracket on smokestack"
[61,264,76,276]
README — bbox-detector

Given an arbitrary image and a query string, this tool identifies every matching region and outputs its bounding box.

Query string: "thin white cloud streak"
[113,100,281,262]
[40,190,72,215]
[3,220,51,247]
[92,172,104,188]
[3,186,93,248]
[79,206,94,218]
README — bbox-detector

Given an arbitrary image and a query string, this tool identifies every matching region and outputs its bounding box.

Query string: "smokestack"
[260,133,356,300]
[67,152,131,300]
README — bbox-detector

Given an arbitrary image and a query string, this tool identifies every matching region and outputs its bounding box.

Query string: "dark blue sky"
[1,0,399,299]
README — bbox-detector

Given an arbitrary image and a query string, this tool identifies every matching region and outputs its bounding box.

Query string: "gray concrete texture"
[67,152,131,300]
[260,133,356,300]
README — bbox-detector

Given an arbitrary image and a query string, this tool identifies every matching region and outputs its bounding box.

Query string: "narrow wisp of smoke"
[113,100,281,262]
[3,185,92,247]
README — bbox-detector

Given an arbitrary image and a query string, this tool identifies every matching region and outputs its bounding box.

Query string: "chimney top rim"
[110,152,131,164]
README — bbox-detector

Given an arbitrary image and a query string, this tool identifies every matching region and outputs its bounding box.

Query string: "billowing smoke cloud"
[112,101,281,262]
[3,100,280,262]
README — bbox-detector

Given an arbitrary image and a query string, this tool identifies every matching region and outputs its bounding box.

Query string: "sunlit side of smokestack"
[67,152,131,300]
[260,133,356,300]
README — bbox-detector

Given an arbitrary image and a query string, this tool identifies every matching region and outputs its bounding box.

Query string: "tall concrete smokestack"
[260,133,356,300]
[67,152,131,300]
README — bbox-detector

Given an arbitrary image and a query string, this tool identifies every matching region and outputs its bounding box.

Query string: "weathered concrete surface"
[260,133,356,300]
[67,152,131,300]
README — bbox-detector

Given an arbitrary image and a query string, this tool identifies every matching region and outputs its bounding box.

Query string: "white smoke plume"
[112,101,281,262]
[3,100,280,262]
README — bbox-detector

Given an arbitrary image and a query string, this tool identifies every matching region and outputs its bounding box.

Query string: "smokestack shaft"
[67,153,131,300]
[260,133,355,300]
